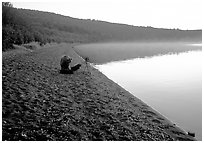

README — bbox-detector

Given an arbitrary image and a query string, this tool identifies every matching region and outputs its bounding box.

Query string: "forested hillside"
[2,2,202,51]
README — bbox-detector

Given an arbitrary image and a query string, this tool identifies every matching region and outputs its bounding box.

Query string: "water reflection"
[187,43,202,46]
[95,51,202,140]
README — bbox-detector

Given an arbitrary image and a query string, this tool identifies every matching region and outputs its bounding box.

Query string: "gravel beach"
[2,43,196,141]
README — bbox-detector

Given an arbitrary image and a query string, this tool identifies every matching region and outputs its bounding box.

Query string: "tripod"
[84,57,90,74]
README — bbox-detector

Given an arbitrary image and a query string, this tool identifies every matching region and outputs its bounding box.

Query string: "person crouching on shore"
[60,55,72,70]
[60,55,81,74]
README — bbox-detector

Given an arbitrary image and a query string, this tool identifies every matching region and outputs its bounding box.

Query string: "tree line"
[2,2,201,51]
[3,3,44,51]
[2,2,95,51]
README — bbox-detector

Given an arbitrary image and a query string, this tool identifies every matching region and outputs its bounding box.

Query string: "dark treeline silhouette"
[2,2,202,51]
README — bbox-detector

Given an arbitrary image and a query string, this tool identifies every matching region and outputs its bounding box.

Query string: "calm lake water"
[75,42,202,140]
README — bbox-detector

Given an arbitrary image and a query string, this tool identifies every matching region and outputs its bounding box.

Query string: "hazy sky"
[12,0,203,30]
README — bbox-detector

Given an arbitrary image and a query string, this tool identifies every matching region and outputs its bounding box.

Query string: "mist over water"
[75,42,201,64]
[75,42,202,140]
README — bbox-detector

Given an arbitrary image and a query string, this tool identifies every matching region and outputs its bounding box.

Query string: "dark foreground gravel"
[2,43,196,141]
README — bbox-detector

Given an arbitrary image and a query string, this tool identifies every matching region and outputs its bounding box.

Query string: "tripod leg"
[86,63,91,75]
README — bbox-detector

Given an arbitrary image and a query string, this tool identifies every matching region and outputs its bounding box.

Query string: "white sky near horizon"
[11,0,203,30]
